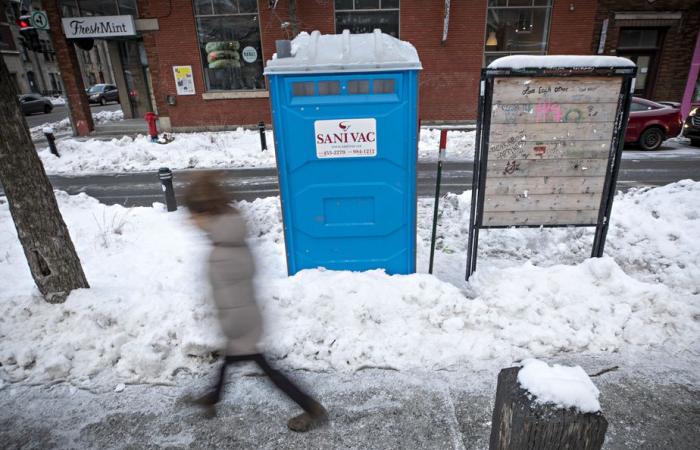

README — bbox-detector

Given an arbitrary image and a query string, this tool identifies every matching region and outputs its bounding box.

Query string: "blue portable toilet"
[264,29,422,275]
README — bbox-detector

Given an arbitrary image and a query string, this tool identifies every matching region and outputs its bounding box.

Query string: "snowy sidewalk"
[1,355,697,449]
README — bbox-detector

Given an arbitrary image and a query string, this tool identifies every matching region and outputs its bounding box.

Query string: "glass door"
[118,40,153,118]
[616,28,664,99]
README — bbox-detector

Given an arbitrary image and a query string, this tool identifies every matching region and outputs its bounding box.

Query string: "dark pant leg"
[250,354,318,413]
[211,359,229,402]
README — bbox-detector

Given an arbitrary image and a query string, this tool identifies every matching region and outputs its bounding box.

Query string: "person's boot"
[287,401,328,432]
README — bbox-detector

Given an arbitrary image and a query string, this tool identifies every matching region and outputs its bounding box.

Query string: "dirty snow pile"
[30,109,124,140]
[38,128,277,174]
[37,127,477,174]
[1,181,699,386]
[517,359,601,413]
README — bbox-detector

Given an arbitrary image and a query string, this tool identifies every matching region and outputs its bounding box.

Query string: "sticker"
[241,46,258,63]
[314,118,377,159]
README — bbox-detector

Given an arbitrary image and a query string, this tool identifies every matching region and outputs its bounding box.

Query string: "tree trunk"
[490,367,608,450]
[0,54,89,303]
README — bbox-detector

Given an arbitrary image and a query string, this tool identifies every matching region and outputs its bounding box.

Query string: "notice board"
[466,58,636,280]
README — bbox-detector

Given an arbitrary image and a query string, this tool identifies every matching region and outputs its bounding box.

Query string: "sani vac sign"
[314,118,377,158]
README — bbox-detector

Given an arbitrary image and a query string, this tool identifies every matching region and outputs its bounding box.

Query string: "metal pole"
[158,167,177,212]
[429,129,447,274]
[258,121,267,151]
[592,74,635,257]
[43,127,59,157]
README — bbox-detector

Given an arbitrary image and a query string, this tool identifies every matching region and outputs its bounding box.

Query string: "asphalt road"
[33,156,700,207]
[25,103,122,129]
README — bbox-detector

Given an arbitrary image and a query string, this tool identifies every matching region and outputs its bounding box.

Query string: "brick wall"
[592,0,700,102]
[138,1,615,128]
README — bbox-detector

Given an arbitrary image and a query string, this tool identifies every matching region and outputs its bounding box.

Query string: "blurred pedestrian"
[183,174,327,432]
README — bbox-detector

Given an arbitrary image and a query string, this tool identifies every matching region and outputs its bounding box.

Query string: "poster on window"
[173,66,195,95]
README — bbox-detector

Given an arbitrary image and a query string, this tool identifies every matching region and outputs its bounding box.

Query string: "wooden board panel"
[486,158,609,177]
[490,102,619,125]
[488,140,611,160]
[489,122,615,143]
[482,210,600,227]
[484,176,606,195]
[492,77,623,104]
[483,193,602,212]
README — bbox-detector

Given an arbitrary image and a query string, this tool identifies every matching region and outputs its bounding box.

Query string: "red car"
[625,97,683,150]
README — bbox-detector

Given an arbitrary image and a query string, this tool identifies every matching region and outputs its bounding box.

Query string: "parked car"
[18,93,53,115]
[682,107,700,147]
[86,84,120,105]
[625,97,683,150]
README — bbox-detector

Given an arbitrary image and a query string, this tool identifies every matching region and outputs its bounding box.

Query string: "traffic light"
[17,15,40,51]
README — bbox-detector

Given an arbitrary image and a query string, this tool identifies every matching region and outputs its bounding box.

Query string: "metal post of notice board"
[466,57,636,281]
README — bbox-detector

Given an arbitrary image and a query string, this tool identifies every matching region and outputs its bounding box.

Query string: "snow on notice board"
[264,29,422,74]
[482,75,624,227]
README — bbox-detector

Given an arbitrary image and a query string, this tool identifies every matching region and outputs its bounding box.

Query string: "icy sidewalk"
[0,355,697,450]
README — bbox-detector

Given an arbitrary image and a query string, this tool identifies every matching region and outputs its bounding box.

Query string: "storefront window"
[335,0,400,37]
[484,0,552,67]
[194,0,264,91]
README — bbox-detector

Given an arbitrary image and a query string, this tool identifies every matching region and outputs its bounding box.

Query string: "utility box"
[265,30,422,275]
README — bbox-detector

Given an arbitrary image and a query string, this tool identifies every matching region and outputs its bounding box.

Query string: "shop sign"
[314,118,377,158]
[241,46,258,63]
[173,66,195,95]
[62,15,136,39]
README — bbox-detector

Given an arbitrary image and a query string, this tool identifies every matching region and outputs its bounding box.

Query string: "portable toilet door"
[265,30,422,276]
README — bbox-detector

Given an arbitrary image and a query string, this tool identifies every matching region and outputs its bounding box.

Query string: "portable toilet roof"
[263,29,422,75]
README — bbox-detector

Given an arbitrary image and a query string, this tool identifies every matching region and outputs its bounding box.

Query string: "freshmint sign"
[62,15,136,39]
[314,118,377,159]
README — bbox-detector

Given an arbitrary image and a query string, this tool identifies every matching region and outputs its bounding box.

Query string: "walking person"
[183,174,327,432]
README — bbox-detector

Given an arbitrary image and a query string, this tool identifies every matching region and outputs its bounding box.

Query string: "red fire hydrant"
[144,111,159,142]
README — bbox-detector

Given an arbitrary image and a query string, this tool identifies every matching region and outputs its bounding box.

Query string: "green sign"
[30,11,49,30]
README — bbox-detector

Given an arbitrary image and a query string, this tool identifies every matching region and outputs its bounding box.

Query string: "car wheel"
[639,127,664,151]
[99,97,106,106]
[44,105,51,114]
[691,139,700,147]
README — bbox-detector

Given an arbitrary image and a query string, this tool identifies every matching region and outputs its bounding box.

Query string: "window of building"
[335,0,400,37]
[484,0,553,67]
[60,0,137,17]
[193,0,264,91]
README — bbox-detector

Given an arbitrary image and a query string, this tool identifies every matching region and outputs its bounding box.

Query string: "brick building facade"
[591,0,700,104]
[47,1,700,134]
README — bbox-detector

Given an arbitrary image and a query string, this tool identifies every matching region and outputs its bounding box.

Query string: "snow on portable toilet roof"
[264,29,422,75]
[487,55,636,70]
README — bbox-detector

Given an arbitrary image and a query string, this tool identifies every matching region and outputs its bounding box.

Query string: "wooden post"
[490,367,607,450]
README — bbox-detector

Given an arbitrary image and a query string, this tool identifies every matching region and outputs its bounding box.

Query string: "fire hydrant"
[144,111,159,142]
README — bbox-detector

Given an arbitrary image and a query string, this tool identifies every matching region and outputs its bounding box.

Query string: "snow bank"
[488,55,635,70]
[517,359,601,413]
[1,181,698,386]
[38,129,277,173]
[30,109,124,141]
[37,128,476,174]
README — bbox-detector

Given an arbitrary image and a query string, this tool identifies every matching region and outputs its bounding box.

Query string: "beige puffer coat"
[203,211,263,356]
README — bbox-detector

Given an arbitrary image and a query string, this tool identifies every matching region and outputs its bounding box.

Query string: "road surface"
[25,103,122,129]
[30,156,700,206]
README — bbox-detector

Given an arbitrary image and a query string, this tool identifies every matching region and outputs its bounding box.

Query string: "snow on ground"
[50,97,67,106]
[0,181,698,387]
[517,359,601,413]
[30,109,124,141]
[36,126,700,174]
[37,128,477,174]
